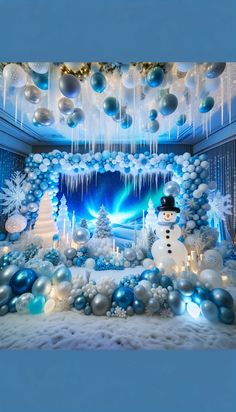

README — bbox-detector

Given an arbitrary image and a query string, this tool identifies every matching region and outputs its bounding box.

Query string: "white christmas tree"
[145,199,158,231]
[57,195,72,239]
[32,192,58,247]
[94,205,112,238]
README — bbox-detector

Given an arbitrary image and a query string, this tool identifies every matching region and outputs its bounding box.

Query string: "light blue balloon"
[168,291,186,315]
[8,296,18,313]
[133,299,145,314]
[28,295,46,314]
[52,266,72,284]
[201,300,218,322]
[210,288,233,309]
[176,114,187,126]
[74,295,87,310]
[149,109,158,120]
[67,108,85,128]
[148,119,159,133]
[219,307,235,324]
[121,114,133,129]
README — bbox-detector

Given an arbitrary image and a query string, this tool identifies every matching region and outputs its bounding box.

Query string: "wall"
[205,139,236,240]
[0,148,25,231]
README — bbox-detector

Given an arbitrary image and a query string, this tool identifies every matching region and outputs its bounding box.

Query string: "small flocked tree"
[32,192,58,246]
[94,205,112,238]
[57,195,72,238]
[145,198,158,230]
[80,218,88,228]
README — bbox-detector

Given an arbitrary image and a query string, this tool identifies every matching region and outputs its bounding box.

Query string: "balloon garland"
[20,150,211,233]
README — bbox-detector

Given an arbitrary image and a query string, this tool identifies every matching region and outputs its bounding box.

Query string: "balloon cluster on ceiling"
[0,62,228,145]
[21,150,210,232]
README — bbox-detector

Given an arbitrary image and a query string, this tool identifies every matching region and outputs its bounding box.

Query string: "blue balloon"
[121,114,133,129]
[168,290,186,315]
[146,67,164,88]
[74,295,87,311]
[176,114,187,126]
[31,71,48,90]
[140,268,160,284]
[84,305,92,315]
[113,286,134,309]
[148,119,159,133]
[149,109,158,120]
[10,268,38,295]
[219,307,235,325]
[90,72,107,93]
[133,299,145,314]
[0,232,7,241]
[159,94,178,116]
[159,275,173,288]
[28,295,46,314]
[113,107,126,123]
[9,233,20,242]
[210,288,234,309]
[103,97,119,116]
[200,300,218,322]
[67,108,85,128]
[59,74,81,98]
[192,286,210,305]
[199,96,214,113]
[204,63,226,79]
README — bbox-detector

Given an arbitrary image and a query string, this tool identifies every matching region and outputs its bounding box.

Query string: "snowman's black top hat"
[157,196,180,213]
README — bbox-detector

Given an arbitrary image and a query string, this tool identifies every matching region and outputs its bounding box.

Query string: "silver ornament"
[0,264,19,286]
[34,107,55,126]
[0,305,8,316]
[52,265,72,284]
[0,285,12,306]
[32,276,52,297]
[123,248,137,262]
[91,293,110,316]
[73,227,90,245]
[16,293,34,314]
[24,85,42,104]
[58,97,74,115]
[64,247,77,260]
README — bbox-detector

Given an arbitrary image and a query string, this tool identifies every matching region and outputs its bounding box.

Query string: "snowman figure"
[151,196,188,273]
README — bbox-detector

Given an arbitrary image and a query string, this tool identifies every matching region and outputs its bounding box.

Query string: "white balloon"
[198,183,208,192]
[186,220,196,229]
[176,63,194,73]
[33,154,43,163]
[201,160,209,169]
[5,214,27,233]
[199,269,222,288]
[85,258,95,269]
[142,258,155,269]
[201,250,223,271]
[28,62,49,74]
[56,281,72,300]
[3,63,27,87]
[193,190,202,199]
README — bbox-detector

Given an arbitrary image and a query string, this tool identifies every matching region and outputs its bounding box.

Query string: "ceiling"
[0,62,236,152]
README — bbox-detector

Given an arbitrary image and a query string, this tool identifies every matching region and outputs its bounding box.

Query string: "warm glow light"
[187,302,201,319]
[44,298,56,314]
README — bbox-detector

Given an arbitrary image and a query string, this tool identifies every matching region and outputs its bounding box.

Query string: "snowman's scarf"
[158,222,175,230]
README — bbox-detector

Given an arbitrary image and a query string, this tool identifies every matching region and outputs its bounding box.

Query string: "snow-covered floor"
[1,267,236,350]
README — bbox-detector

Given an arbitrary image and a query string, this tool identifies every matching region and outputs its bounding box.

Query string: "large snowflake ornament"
[208,190,232,222]
[0,171,26,215]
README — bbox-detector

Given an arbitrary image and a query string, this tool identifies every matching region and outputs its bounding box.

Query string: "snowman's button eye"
[171,213,173,215]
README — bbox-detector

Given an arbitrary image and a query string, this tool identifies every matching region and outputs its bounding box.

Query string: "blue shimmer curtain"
[0,148,25,231]
[207,139,236,241]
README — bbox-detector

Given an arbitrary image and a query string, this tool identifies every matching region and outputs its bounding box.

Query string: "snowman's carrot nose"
[165,213,171,219]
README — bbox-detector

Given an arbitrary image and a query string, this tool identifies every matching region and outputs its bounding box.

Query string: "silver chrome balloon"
[0,285,12,306]
[91,293,110,316]
[58,97,74,115]
[24,85,42,104]
[73,227,90,245]
[0,265,19,286]
[34,107,55,126]
[32,276,52,297]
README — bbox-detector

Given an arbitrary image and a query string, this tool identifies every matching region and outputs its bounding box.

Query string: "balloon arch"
[22,150,210,230]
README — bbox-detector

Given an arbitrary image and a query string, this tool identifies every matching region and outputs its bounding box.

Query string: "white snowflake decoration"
[0,171,26,215]
[208,190,232,222]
